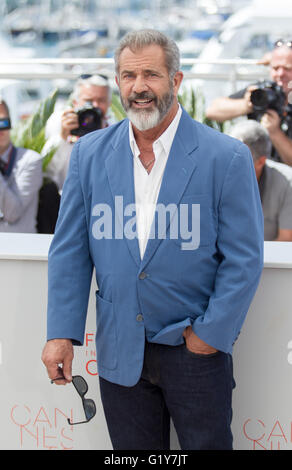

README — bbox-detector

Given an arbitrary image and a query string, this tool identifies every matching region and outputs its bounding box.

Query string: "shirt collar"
[129,104,182,158]
[129,123,140,158]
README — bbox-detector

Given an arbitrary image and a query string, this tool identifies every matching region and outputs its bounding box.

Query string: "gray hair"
[229,120,272,160]
[72,74,111,102]
[114,29,180,79]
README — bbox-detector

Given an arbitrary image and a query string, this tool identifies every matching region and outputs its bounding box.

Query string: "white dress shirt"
[129,105,182,259]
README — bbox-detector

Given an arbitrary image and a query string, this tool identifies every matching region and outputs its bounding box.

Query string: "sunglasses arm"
[67,418,90,426]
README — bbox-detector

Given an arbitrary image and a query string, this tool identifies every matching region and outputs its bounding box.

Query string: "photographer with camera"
[43,74,112,191]
[0,99,43,233]
[206,40,292,166]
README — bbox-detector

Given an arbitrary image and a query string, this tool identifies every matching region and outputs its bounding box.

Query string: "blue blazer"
[47,108,264,386]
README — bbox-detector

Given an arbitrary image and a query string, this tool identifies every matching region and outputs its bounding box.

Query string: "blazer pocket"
[173,194,213,248]
[95,291,117,370]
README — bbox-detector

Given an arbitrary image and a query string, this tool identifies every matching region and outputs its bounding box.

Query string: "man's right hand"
[41,339,74,385]
[60,108,79,141]
[242,85,257,115]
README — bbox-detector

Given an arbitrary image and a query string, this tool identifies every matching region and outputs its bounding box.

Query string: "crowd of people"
[0,74,113,234]
[0,38,292,240]
[206,38,292,240]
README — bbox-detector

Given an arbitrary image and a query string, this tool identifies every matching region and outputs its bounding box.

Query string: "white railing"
[0,58,269,92]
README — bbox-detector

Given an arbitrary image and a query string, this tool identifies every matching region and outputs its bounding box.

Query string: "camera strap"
[0,145,17,178]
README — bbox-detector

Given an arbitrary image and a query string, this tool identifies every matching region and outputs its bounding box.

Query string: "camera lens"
[71,106,102,137]
[251,89,269,109]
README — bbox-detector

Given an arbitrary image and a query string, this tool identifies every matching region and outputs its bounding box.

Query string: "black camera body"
[71,102,103,137]
[250,80,286,118]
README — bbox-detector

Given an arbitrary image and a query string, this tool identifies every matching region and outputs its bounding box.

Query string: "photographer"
[43,74,112,191]
[0,99,43,233]
[230,120,292,241]
[206,40,292,166]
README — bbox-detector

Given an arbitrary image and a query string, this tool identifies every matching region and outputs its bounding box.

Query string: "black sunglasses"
[51,375,96,425]
[274,39,292,49]
[79,73,108,81]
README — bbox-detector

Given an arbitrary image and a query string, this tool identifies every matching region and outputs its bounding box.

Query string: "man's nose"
[91,100,100,108]
[277,67,286,78]
[132,76,148,94]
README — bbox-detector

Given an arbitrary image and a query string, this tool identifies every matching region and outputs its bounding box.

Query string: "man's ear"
[115,76,120,88]
[258,156,267,166]
[172,71,184,97]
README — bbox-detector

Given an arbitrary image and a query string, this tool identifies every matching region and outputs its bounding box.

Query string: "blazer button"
[136,314,143,322]
[139,272,147,280]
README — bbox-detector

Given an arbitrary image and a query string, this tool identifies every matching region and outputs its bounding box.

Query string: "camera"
[250,80,286,118]
[71,102,102,137]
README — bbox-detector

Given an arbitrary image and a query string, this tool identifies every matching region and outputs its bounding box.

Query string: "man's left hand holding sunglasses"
[42,338,74,385]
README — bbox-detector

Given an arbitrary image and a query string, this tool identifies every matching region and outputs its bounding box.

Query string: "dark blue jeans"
[99,341,235,450]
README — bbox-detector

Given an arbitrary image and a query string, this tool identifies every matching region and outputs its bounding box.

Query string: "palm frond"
[110,93,126,121]
[11,88,59,151]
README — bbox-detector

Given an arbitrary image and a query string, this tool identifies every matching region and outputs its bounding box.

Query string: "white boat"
[2,5,40,37]
[0,32,53,123]
[190,0,292,105]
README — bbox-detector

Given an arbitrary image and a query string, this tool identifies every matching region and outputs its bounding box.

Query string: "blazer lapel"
[105,120,141,267]
[104,110,200,270]
[141,110,199,270]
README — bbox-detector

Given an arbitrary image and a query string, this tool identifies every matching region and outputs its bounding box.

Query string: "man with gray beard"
[42,29,263,450]
[119,70,175,134]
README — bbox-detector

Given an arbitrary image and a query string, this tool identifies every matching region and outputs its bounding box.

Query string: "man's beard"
[120,85,174,131]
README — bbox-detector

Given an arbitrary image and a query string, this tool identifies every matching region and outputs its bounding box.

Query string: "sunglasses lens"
[79,73,108,81]
[80,74,92,79]
[68,375,96,425]
[72,375,88,396]
[274,39,292,48]
[84,399,96,421]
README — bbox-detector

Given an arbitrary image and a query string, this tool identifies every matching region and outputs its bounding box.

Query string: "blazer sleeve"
[46,139,93,345]
[193,143,264,353]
